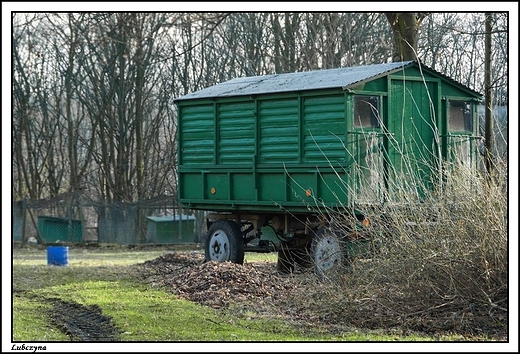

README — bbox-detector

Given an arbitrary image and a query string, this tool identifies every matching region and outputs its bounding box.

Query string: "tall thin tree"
[484,12,494,175]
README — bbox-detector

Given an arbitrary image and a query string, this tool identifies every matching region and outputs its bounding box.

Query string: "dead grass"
[291,158,509,340]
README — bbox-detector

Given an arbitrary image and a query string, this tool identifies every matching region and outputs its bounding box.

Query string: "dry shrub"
[288,161,508,338]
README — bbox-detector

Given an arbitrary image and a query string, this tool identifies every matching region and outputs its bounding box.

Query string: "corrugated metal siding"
[180,104,214,165]
[303,95,346,163]
[258,98,299,163]
[218,102,255,165]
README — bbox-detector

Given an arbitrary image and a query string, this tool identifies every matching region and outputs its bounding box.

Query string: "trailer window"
[449,101,473,132]
[353,95,380,128]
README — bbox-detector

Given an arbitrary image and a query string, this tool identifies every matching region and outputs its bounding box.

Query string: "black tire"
[205,220,244,264]
[277,245,296,273]
[310,227,347,280]
[277,245,312,274]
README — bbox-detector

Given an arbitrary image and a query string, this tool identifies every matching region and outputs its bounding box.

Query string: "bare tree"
[484,12,493,174]
[12,12,507,205]
[418,13,508,166]
[76,13,177,202]
[215,13,272,76]
[12,14,70,200]
[270,13,301,73]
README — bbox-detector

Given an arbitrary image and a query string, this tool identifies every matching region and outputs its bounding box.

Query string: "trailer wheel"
[311,227,347,280]
[277,247,312,273]
[205,220,244,264]
[277,247,294,273]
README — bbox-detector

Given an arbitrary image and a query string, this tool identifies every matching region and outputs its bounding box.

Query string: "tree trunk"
[66,14,78,192]
[134,17,144,201]
[484,13,494,175]
[385,13,427,62]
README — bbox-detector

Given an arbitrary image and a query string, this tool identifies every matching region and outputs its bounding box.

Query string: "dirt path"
[46,297,121,341]
[15,291,121,341]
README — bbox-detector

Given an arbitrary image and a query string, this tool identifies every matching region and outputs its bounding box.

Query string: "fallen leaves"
[137,252,297,309]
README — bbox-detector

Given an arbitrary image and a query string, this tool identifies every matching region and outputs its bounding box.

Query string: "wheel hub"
[314,234,342,272]
[208,231,230,262]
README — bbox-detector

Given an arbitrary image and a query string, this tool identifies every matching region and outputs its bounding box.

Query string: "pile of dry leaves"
[137,252,301,310]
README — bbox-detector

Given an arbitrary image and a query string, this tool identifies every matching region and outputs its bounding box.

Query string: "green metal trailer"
[174,61,482,276]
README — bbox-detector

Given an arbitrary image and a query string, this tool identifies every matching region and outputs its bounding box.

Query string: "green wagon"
[174,61,482,276]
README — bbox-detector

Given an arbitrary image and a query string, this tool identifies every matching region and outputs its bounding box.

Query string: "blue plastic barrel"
[47,246,69,266]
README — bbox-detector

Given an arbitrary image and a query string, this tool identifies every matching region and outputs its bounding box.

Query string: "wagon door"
[388,79,439,201]
[347,95,386,205]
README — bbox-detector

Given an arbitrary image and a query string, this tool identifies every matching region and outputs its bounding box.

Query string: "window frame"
[352,94,381,130]
[448,99,474,134]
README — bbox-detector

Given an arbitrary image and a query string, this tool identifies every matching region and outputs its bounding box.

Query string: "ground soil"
[15,249,507,341]
[14,290,121,341]
[46,297,121,341]
[135,252,509,341]
[15,251,311,342]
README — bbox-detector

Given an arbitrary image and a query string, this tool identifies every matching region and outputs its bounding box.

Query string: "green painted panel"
[287,173,316,203]
[258,173,286,202]
[218,102,255,164]
[319,172,348,205]
[388,79,438,199]
[303,95,346,163]
[180,173,203,200]
[205,173,230,200]
[400,65,479,98]
[259,98,299,163]
[38,216,83,243]
[180,104,214,165]
[360,77,388,92]
[231,173,256,201]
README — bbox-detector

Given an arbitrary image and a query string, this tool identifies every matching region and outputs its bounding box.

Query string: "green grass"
[12,295,70,341]
[244,252,278,263]
[12,245,171,267]
[35,280,316,341]
[12,273,336,341]
[11,247,313,341]
[11,246,446,342]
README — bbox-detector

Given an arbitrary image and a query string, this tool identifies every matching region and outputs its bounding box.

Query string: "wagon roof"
[174,61,481,101]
